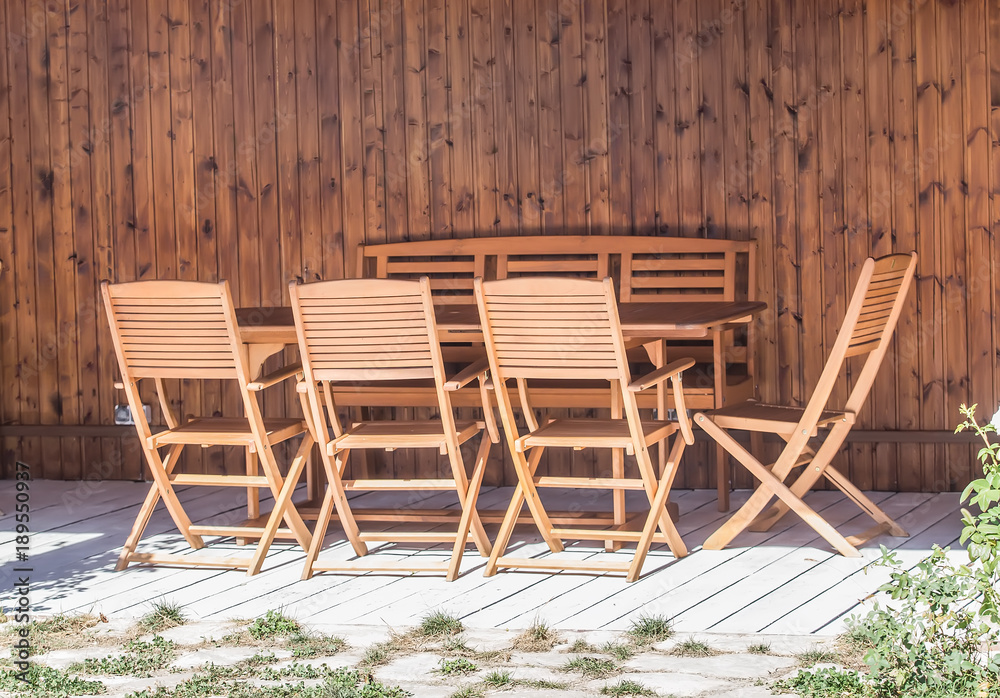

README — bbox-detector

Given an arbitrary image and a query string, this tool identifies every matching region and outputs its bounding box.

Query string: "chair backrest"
[289,277,444,384]
[800,252,918,424]
[475,276,629,384]
[102,280,243,381]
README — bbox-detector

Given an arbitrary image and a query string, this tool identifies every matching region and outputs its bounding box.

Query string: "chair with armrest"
[695,252,917,556]
[290,277,496,581]
[475,276,695,582]
[102,279,313,576]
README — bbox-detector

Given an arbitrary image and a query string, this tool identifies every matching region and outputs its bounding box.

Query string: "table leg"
[642,339,669,478]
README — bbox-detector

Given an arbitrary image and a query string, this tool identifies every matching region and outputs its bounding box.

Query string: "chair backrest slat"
[103,281,239,380]
[844,254,914,359]
[291,278,437,382]
[477,277,623,382]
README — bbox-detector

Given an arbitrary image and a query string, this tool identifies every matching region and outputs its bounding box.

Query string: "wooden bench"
[350,236,758,507]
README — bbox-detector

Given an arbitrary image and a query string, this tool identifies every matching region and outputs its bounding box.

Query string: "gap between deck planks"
[6,481,962,635]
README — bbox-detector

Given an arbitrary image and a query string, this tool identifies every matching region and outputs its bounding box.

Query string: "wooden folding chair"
[695,253,918,557]
[290,277,496,581]
[103,280,313,575]
[475,276,695,582]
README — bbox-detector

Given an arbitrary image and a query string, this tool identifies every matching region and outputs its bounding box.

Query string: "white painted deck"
[1,480,962,636]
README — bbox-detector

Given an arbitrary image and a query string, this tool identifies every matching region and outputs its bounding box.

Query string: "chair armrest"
[627,358,696,392]
[444,358,490,391]
[247,363,303,391]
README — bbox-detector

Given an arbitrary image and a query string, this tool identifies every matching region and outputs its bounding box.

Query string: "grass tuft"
[561,656,621,678]
[626,614,673,644]
[138,600,186,634]
[601,641,635,661]
[669,638,716,657]
[512,618,561,652]
[287,631,346,658]
[418,611,464,638]
[796,648,841,666]
[481,669,514,687]
[448,687,484,698]
[747,642,772,655]
[600,679,659,696]
[360,639,395,668]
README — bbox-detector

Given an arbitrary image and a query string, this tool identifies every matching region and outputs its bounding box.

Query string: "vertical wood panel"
[0,0,995,494]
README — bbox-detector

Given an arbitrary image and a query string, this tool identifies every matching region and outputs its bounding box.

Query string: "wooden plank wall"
[0,0,997,492]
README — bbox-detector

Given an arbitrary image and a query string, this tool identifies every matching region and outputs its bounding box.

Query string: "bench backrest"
[359,236,755,299]
[618,238,756,303]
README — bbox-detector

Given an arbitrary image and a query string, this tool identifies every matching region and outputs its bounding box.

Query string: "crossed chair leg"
[116,436,315,576]
[697,416,907,558]
[301,432,493,582]
[484,435,689,583]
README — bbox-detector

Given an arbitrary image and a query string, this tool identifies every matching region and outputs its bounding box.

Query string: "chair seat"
[517,418,676,451]
[149,417,307,448]
[331,419,481,452]
[705,401,850,435]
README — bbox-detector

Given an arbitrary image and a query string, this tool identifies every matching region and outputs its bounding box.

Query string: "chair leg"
[301,481,338,580]
[257,447,313,551]
[700,418,860,557]
[236,449,260,547]
[749,422,851,531]
[447,434,493,581]
[484,447,560,576]
[116,444,188,569]
[464,435,494,557]
[322,449,368,557]
[247,433,314,576]
[629,436,689,581]
[608,380,625,552]
[716,441,730,512]
[824,465,908,537]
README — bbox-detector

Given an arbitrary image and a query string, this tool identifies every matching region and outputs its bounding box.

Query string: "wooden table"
[238,300,765,373]
[236,300,766,524]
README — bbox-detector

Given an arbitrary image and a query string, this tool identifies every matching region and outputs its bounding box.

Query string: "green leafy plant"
[246,610,300,640]
[438,657,478,675]
[774,666,867,697]
[773,405,1000,698]
[73,636,177,677]
[955,403,1000,579]
[0,664,105,696]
